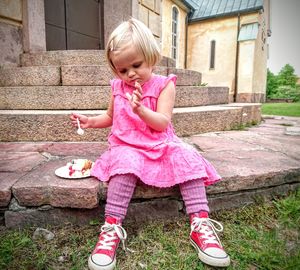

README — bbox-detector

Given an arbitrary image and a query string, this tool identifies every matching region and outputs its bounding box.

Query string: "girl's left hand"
[126,81,143,114]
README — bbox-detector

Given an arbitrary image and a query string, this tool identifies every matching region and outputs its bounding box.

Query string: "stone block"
[222,103,262,124]
[168,68,202,86]
[61,65,113,86]
[0,173,23,207]
[0,0,22,21]
[125,199,180,224]
[175,86,209,107]
[148,11,161,37]
[0,86,111,110]
[0,66,60,86]
[0,110,111,142]
[5,205,104,228]
[98,181,180,200]
[138,4,149,27]
[20,50,107,66]
[141,0,155,10]
[0,152,46,172]
[12,158,100,209]
[173,106,242,136]
[0,22,22,67]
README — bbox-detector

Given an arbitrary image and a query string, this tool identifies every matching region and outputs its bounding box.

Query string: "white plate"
[55,165,92,179]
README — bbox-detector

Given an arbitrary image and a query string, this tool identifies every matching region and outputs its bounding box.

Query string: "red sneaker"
[88,216,127,270]
[190,212,230,267]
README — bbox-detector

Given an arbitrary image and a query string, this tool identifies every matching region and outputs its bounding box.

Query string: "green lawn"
[1,189,299,270]
[262,102,300,117]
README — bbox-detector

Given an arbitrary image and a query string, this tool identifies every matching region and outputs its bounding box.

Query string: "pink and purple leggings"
[105,173,209,220]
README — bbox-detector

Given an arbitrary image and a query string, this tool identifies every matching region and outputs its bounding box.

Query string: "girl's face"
[110,43,153,86]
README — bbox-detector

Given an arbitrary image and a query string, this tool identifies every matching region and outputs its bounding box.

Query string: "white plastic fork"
[76,118,84,135]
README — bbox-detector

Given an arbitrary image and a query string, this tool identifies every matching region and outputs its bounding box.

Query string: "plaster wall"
[161,0,187,68]
[187,17,237,91]
[187,11,268,101]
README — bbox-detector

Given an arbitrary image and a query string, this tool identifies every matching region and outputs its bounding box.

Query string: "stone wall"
[0,0,23,67]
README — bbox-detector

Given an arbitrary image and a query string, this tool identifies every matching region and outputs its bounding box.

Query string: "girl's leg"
[179,179,230,268]
[179,179,209,214]
[105,173,138,220]
[89,174,138,270]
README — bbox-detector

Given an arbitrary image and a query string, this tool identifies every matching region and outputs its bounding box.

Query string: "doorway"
[44,0,104,50]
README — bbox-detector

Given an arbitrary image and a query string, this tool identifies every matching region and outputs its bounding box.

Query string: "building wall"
[161,0,188,68]
[237,12,267,102]
[0,0,23,67]
[104,0,161,49]
[187,16,238,91]
[187,11,268,102]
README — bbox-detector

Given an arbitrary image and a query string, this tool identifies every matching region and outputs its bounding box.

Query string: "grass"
[1,189,300,270]
[262,102,300,117]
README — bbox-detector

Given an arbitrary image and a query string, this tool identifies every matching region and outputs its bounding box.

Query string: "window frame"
[210,40,216,69]
[171,6,179,61]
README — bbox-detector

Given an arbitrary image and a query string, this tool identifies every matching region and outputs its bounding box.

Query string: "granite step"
[0,85,229,110]
[0,104,261,142]
[0,66,60,86]
[20,50,176,67]
[60,66,201,86]
[0,65,202,87]
[1,116,299,228]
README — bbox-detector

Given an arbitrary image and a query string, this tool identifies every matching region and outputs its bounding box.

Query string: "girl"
[71,18,230,270]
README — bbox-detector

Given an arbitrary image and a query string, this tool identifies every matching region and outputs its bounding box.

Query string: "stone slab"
[175,86,228,107]
[61,65,114,86]
[0,85,229,110]
[0,86,111,110]
[12,157,100,209]
[5,205,104,228]
[168,68,202,86]
[0,152,46,172]
[5,183,300,228]
[0,173,24,207]
[20,51,172,67]
[20,50,107,66]
[0,105,259,141]
[0,66,60,86]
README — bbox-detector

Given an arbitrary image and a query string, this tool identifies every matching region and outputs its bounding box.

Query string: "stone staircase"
[0,50,270,228]
[0,50,261,142]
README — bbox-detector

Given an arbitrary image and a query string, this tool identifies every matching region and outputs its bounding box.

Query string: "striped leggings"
[105,173,209,220]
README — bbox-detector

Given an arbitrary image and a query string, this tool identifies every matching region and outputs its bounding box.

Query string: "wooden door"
[45,0,104,50]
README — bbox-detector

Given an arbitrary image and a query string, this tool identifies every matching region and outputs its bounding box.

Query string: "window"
[172,7,179,60]
[210,40,216,69]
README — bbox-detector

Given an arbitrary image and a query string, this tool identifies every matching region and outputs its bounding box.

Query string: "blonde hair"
[106,18,161,75]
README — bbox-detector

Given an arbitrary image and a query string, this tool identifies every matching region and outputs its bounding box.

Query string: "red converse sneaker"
[88,216,127,270]
[190,212,230,267]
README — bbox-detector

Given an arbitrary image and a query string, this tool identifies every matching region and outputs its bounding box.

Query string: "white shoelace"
[97,222,127,251]
[191,217,224,246]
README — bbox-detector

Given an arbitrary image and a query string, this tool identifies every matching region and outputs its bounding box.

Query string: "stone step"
[60,66,201,86]
[20,50,176,67]
[0,85,229,110]
[0,104,261,142]
[0,66,60,86]
[1,116,300,227]
[0,65,202,87]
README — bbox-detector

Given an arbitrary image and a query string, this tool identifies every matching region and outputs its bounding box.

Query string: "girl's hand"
[70,112,89,129]
[126,81,143,114]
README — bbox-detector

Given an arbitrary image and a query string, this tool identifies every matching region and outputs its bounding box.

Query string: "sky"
[267,0,300,76]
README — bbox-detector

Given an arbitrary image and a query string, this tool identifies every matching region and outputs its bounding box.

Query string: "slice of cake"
[67,159,93,177]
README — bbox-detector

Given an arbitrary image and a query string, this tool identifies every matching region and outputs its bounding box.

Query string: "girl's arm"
[128,81,175,132]
[71,95,114,129]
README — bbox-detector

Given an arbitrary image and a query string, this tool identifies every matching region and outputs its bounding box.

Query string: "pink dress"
[91,74,221,187]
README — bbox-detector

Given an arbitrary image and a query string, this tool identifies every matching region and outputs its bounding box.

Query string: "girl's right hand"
[70,113,89,129]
